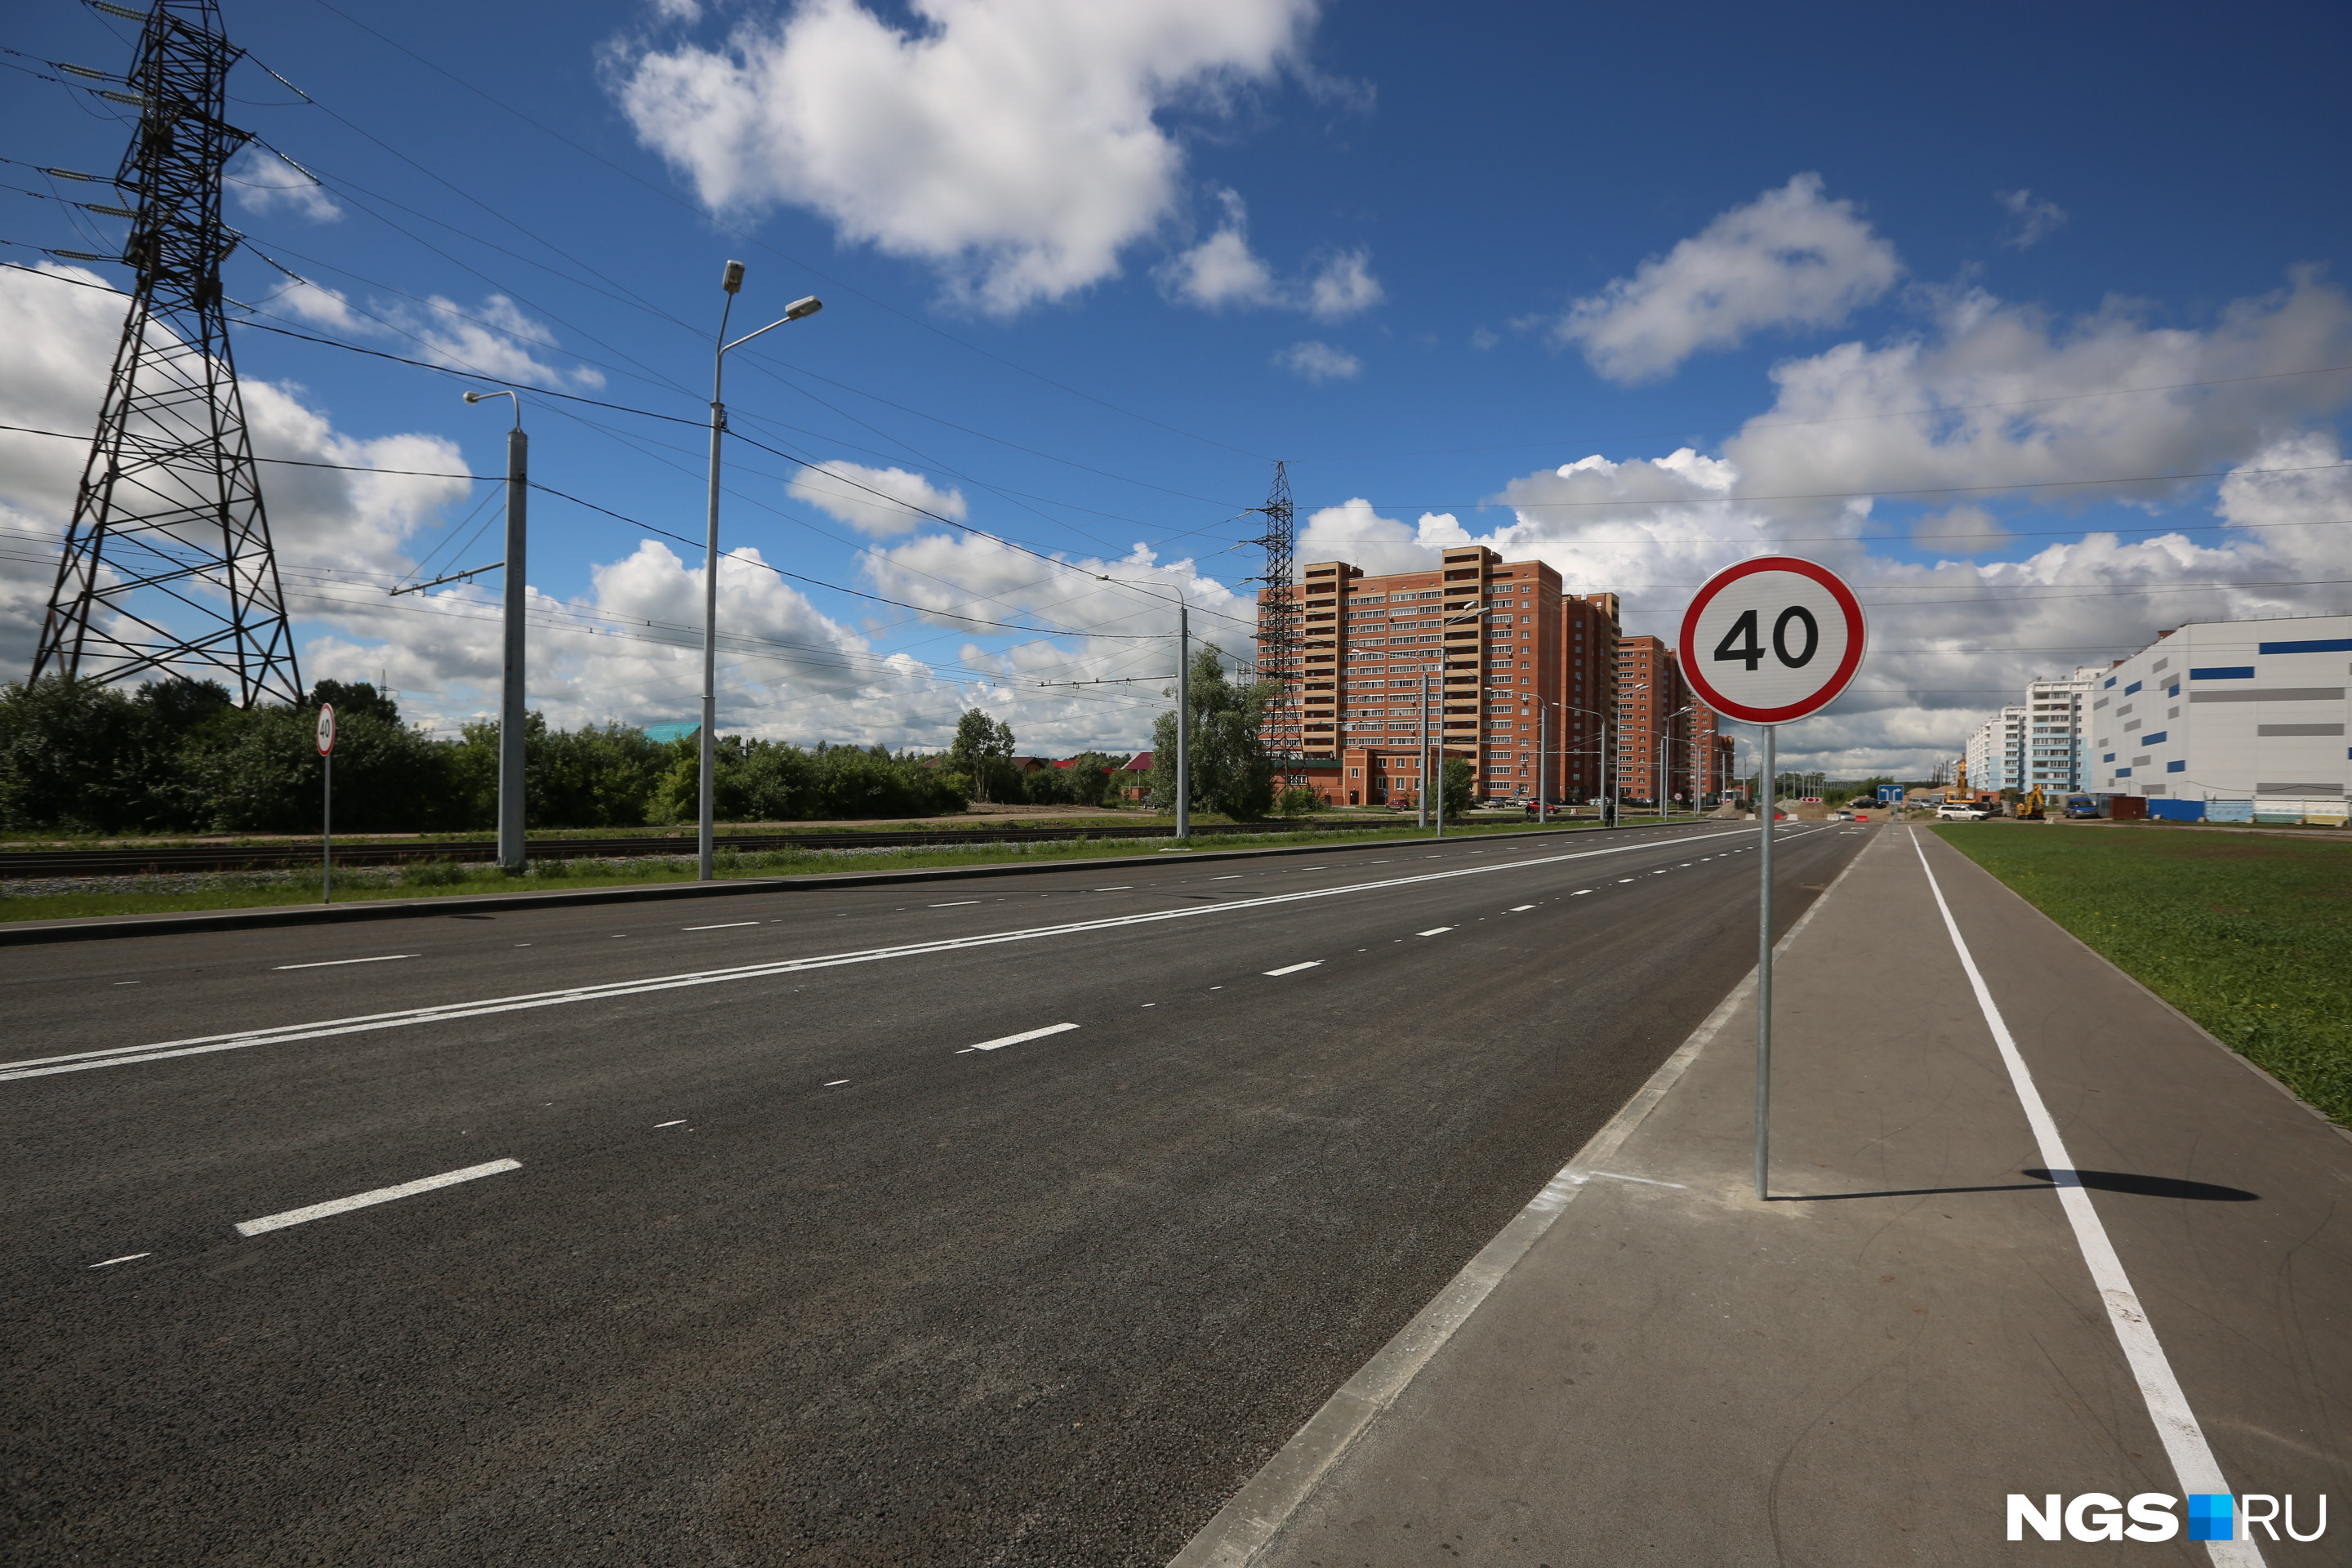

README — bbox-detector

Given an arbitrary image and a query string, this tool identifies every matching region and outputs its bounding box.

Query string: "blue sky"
[4,0,2350,774]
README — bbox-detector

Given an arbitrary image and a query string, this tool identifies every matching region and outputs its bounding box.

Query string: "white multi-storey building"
[1965,704,2026,791]
[2022,668,2101,795]
[2093,614,2350,807]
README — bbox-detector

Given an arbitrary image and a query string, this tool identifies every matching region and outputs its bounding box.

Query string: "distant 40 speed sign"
[1677,556,1865,724]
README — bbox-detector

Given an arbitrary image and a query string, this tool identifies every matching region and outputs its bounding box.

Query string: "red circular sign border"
[1677,556,1866,725]
[315,702,336,757]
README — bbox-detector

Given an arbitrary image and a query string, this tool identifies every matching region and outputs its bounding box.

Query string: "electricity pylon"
[32,0,302,706]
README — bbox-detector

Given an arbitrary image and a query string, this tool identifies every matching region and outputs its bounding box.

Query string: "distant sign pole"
[1679,558,1865,1199]
[316,704,336,905]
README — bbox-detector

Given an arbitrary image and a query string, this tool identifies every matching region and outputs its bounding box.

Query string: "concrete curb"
[1166,826,1879,1568]
[0,820,1699,948]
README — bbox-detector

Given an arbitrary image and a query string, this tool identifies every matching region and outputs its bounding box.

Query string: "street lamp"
[1658,703,1693,822]
[461,389,528,872]
[699,261,820,881]
[1098,574,1192,840]
[1424,602,1494,838]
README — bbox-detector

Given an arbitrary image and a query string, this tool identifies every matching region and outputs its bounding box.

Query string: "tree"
[1441,756,1476,818]
[949,709,1016,803]
[1146,644,1276,818]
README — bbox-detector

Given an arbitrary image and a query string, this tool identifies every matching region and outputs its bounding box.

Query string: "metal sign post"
[1678,557,1866,1200]
[316,704,336,905]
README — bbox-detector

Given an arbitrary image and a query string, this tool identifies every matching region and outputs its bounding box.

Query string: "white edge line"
[1169,824,1869,1568]
[232,1157,522,1237]
[1905,828,2261,1568]
[1262,961,1322,977]
[964,1022,1079,1053]
[5,827,1753,1084]
[271,954,420,970]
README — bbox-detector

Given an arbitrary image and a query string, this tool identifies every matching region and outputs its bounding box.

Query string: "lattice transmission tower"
[32,0,302,706]
[1251,460,1298,754]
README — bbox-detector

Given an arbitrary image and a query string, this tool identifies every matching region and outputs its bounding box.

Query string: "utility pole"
[464,391,528,871]
[1252,461,1298,757]
[33,0,301,705]
[1174,603,1191,840]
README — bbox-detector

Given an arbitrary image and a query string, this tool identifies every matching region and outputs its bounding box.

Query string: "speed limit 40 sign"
[1678,556,1865,724]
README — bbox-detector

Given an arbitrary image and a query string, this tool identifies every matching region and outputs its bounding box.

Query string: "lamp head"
[722,260,745,295]
[785,295,822,320]
[462,391,484,403]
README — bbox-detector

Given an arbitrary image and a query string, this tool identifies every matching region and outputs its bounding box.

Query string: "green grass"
[1933,823,2352,1127]
[0,816,1598,924]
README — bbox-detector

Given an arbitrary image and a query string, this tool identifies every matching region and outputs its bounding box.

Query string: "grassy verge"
[0,817,1601,924]
[1932,823,2352,1128]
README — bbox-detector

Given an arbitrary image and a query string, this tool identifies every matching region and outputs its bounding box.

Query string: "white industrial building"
[2094,614,2349,814]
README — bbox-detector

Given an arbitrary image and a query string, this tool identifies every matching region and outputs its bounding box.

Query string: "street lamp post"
[1096,574,1192,840]
[1430,602,1494,838]
[699,261,821,881]
[1658,704,1692,823]
[461,390,528,872]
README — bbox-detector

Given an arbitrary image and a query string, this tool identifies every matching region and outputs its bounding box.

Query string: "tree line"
[0,646,1336,836]
[0,675,1113,835]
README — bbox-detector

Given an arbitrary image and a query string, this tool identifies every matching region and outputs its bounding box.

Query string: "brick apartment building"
[1617,635,1735,806]
[1258,546,1619,807]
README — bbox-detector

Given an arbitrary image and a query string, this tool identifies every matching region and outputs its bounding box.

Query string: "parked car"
[1936,801,1992,820]
[2064,795,2101,818]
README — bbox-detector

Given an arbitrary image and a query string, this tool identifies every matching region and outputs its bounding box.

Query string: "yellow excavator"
[2021,787,2046,820]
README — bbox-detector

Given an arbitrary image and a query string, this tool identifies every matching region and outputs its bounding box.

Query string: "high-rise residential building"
[1616,635,1695,805]
[1255,546,1619,806]
[1686,703,1735,804]
[2091,613,2350,805]
[1965,704,2026,792]
[2023,668,2104,795]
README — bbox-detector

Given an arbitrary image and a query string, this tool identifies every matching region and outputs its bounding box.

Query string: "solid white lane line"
[929,900,980,907]
[1907,829,2260,1568]
[964,1022,1079,1053]
[1416,927,1454,937]
[273,954,419,971]
[1508,905,1535,912]
[90,1253,149,1267]
[11,826,1756,1084]
[682,921,760,931]
[233,1158,521,1237]
[1263,961,1322,976]
[655,1119,686,1127]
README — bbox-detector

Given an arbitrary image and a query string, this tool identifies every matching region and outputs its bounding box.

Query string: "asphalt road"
[2,818,1869,1566]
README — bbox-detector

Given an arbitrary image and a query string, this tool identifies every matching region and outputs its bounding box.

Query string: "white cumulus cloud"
[1997,188,2068,249]
[787,460,968,536]
[610,0,1318,315]
[1557,173,1900,383]
[1273,339,1361,383]
[1159,189,1383,318]
[225,146,341,223]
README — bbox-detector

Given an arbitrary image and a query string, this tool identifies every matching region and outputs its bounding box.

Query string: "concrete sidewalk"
[1180,825,2351,1566]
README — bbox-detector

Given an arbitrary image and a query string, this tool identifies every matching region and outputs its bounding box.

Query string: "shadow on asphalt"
[1770,1170,2260,1203]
